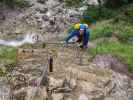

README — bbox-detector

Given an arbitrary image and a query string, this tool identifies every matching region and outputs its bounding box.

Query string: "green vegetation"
[0,67,6,76]
[90,41,133,72]
[0,0,29,8]
[113,3,133,24]
[0,46,17,76]
[83,6,118,20]
[90,20,133,42]
[64,0,83,7]
[90,21,113,40]
[0,63,17,77]
[89,3,133,73]
[103,0,132,8]
[64,0,132,8]
[84,2,133,21]
[0,46,17,64]
[89,4,133,41]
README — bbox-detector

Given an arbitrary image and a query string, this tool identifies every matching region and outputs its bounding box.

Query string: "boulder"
[25,86,47,100]
[52,93,64,100]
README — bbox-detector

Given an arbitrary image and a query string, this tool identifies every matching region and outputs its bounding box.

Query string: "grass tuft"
[0,46,17,64]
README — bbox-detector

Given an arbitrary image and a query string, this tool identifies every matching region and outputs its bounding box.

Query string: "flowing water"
[0,33,42,47]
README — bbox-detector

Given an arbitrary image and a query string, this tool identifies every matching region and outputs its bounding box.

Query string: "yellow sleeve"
[74,23,80,29]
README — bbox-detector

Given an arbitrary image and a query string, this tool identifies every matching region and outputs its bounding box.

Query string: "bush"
[90,20,133,42]
[0,46,17,64]
[113,3,133,24]
[64,0,83,7]
[0,0,29,8]
[83,6,118,20]
[103,0,129,8]
[90,21,113,40]
[128,64,133,73]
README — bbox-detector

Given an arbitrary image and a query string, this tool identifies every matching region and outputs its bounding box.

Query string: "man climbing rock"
[65,16,96,49]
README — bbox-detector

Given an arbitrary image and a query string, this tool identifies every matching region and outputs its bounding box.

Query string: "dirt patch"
[92,54,133,79]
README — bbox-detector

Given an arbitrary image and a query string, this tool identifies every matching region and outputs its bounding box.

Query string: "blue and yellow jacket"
[65,23,90,47]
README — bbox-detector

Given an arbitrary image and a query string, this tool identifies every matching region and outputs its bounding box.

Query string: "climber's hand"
[79,44,87,50]
[64,41,68,47]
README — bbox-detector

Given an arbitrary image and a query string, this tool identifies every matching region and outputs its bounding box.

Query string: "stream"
[0,33,42,47]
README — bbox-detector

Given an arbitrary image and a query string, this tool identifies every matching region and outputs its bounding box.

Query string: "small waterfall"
[0,33,42,47]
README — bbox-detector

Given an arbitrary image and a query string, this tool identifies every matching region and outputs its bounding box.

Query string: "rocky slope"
[0,0,133,100]
[1,43,133,100]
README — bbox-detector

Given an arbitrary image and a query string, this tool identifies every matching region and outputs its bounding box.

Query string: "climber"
[65,16,96,49]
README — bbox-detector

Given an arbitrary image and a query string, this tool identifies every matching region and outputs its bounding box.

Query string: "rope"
[31,49,49,100]
[30,42,88,99]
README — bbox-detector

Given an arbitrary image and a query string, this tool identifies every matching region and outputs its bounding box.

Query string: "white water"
[0,33,43,47]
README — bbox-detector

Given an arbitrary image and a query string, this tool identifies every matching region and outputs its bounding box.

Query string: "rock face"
[92,54,133,78]
[0,0,83,37]
[92,54,124,69]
